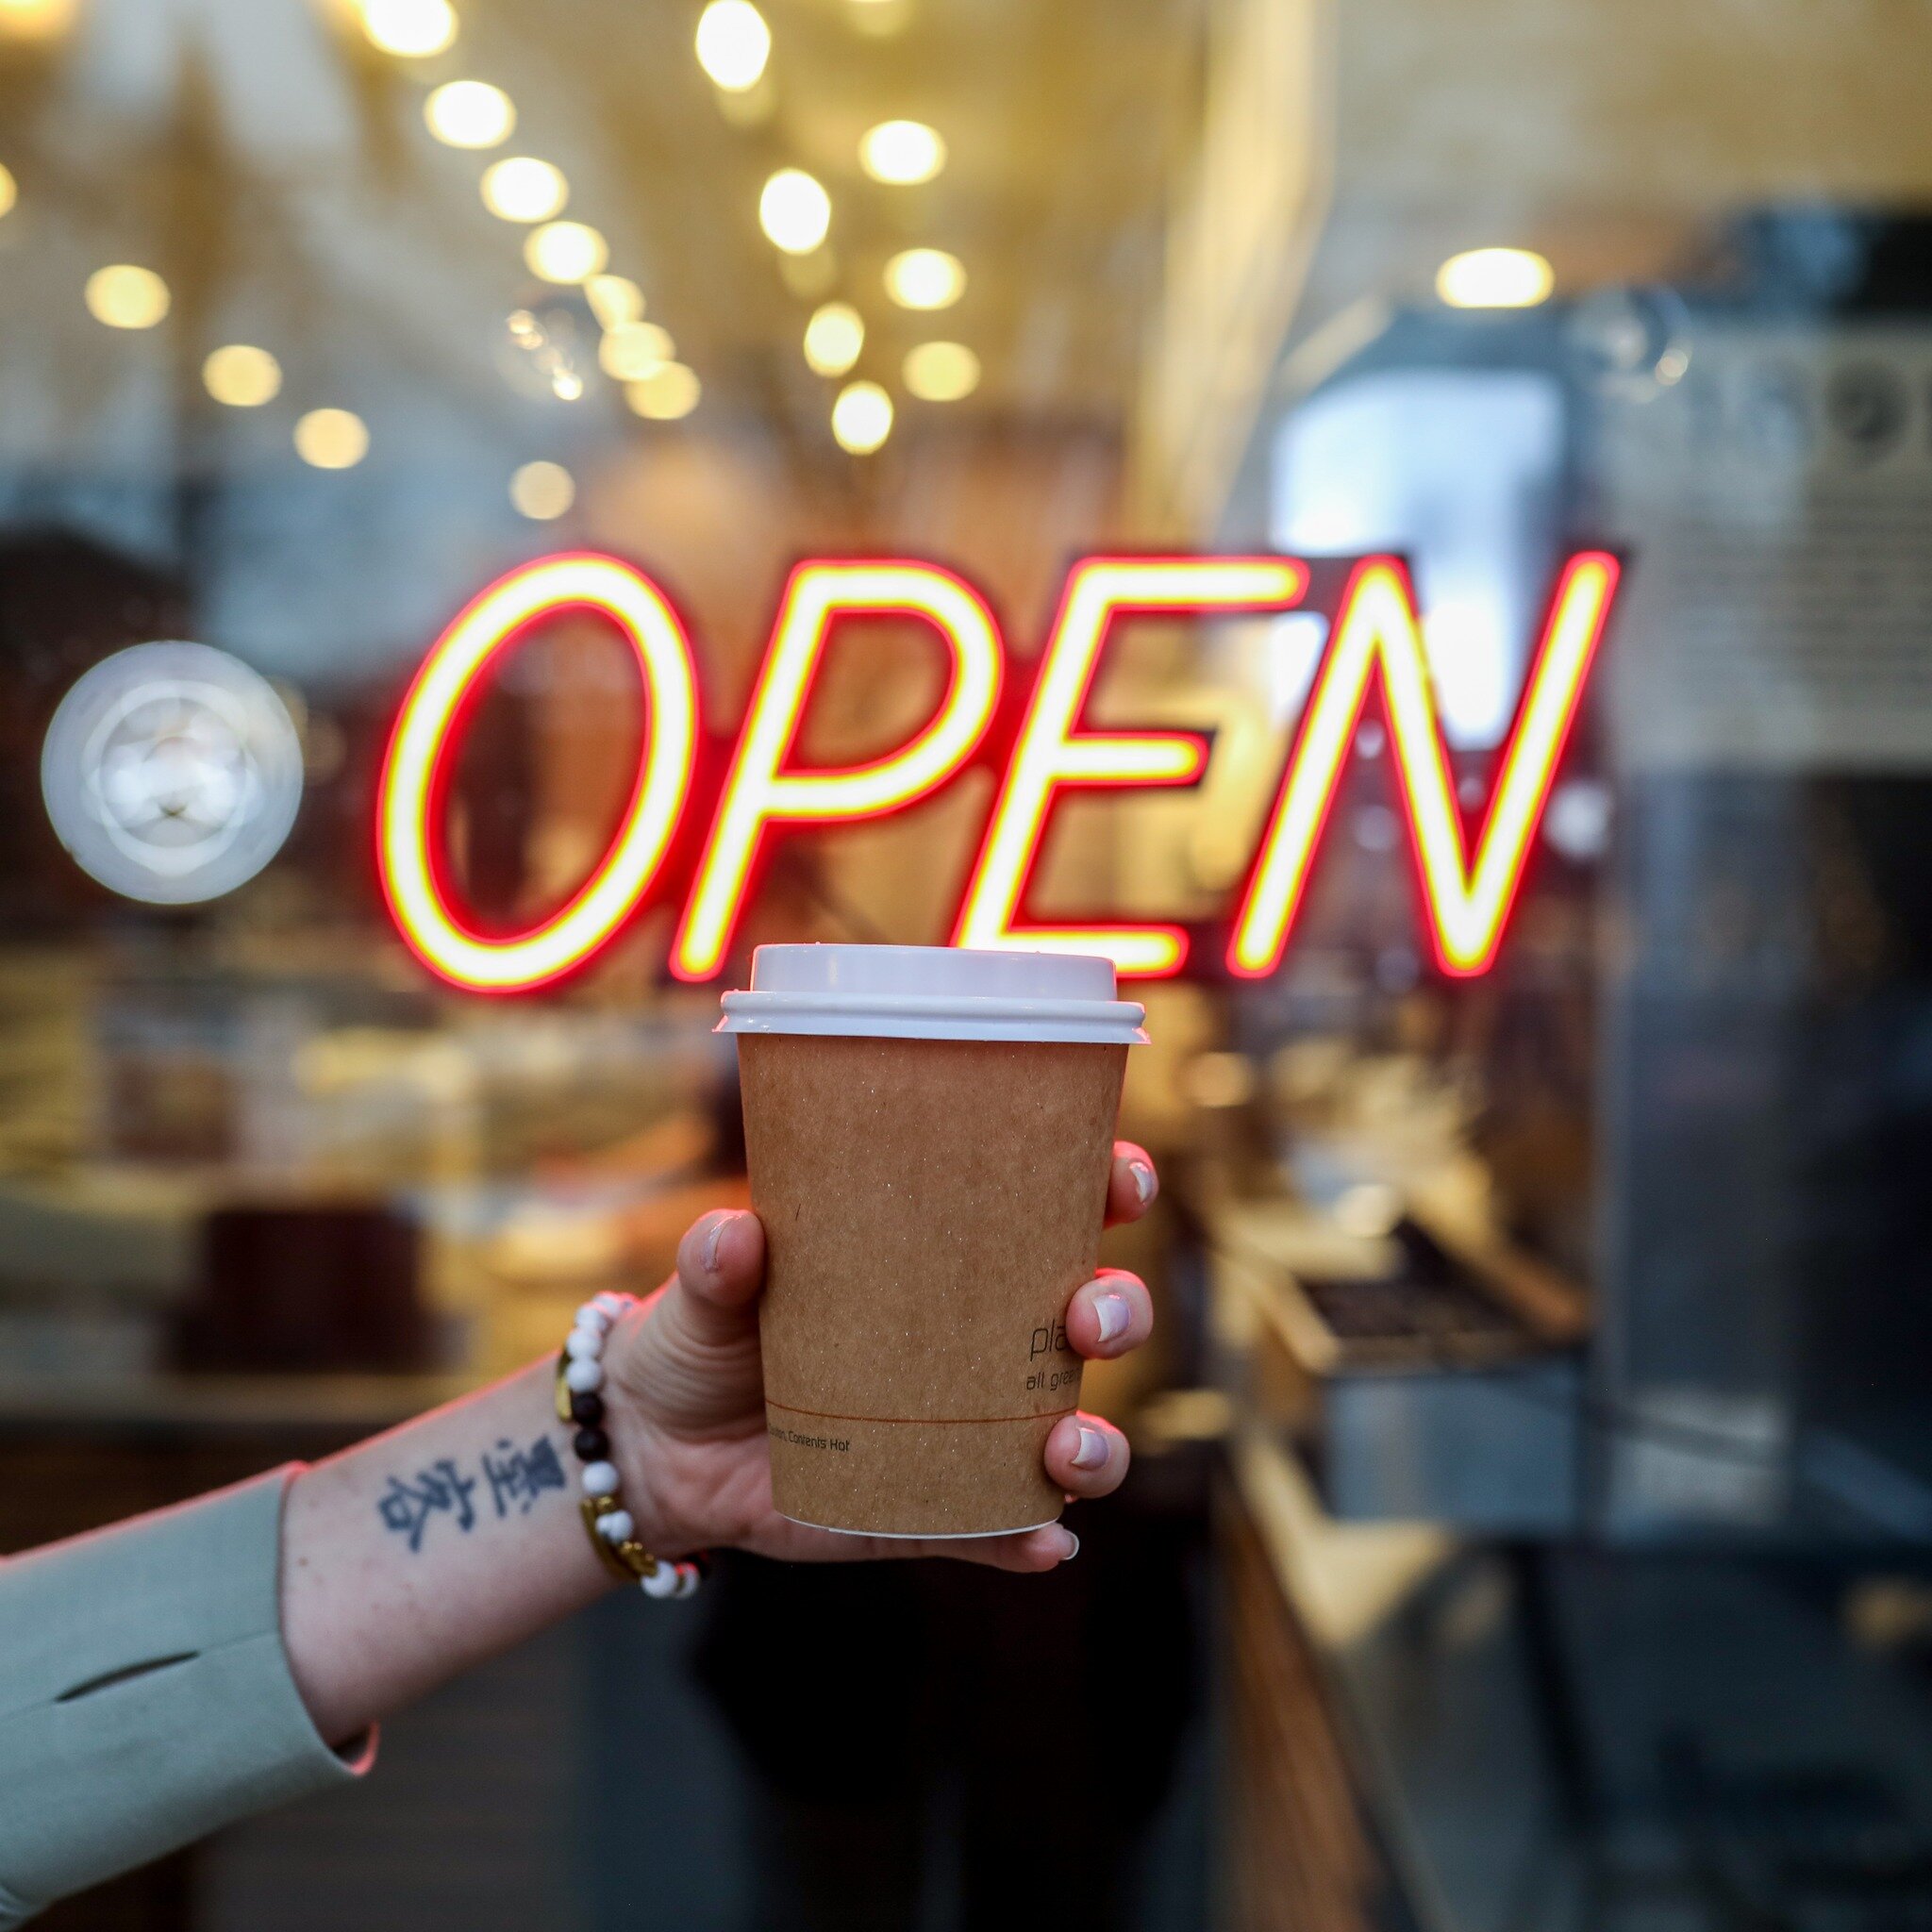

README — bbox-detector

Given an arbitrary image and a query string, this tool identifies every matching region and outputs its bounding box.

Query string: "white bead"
[564,1357,605,1395]
[564,1326,604,1362]
[592,1291,629,1319]
[640,1560,681,1599]
[595,1508,635,1544]
[574,1304,612,1335]
[581,1460,620,1498]
[673,1564,701,1599]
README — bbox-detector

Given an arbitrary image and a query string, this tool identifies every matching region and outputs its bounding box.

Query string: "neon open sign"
[376,549,1621,991]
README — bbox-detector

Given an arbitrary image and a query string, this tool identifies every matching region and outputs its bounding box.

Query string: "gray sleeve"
[0,1465,376,1925]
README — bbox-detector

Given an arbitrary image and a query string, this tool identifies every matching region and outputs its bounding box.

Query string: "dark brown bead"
[570,1391,605,1427]
[574,1426,610,1463]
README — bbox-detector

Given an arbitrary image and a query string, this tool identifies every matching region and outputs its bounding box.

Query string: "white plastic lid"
[715,944,1147,1045]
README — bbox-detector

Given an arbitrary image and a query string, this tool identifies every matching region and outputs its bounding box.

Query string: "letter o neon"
[377,552,699,992]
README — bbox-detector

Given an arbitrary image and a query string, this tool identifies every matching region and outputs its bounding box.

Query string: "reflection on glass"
[41,643,304,905]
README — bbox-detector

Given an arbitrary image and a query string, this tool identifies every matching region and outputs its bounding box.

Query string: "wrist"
[562,1296,711,1582]
[596,1297,724,1559]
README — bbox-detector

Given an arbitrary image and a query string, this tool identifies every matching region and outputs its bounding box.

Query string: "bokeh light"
[625,364,701,421]
[1435,246,1554,308]
[859,120,945,185]
[358,0,457,58]
[510,460,575,520]
[85,264,170,329]
[694,0,770,91]
[883,247,963,310]
[0,0,76,41]
[424,79,513,149]
[525,220,608,285]
[481,157,568,223]
[831,379,892,453]
[598,322,675,381]
[803,301,864,376]
[903,340,978,401]
[203,344,283,407]
[585,274,645,330]
[294,408,369,470]
[759,169,831,254]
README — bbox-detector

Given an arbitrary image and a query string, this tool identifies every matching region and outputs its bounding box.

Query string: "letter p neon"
[672,560,1005,980]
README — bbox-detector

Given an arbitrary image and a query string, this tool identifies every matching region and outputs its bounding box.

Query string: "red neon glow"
[672,559,1005,981]
[377,552,699,993]
[953,557,1308,977]
[1229,550,1620,978]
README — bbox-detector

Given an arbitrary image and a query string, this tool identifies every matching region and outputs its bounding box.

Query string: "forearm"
[280,1355,617,1746]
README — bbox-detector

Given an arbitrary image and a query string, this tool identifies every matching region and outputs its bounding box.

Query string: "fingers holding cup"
[1105,1142,1158,1227]
[1064,1267,1153,1361]
[1045,1411,1130,1499]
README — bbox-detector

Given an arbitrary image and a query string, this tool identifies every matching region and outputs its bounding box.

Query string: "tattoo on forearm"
[377,1436,568,1552]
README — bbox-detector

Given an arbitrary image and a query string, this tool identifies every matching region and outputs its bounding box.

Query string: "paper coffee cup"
[718,945,1146,1538]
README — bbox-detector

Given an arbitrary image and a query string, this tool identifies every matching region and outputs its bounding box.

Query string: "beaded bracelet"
[555,1291,705,1600]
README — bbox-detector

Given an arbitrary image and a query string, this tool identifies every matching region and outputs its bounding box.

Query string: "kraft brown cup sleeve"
[739,1033,1127,1537]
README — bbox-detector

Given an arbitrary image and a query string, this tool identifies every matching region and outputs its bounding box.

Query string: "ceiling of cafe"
[0,0,1202,481]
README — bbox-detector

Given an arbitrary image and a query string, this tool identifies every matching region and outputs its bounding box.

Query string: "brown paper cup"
[738,1030,1128,1537]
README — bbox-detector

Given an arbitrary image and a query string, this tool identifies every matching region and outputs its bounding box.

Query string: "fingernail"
[1094,1291,1132,1344]
[1056,1528,1080,1562]
[700,1214,727,1274]
[1071,1425,1109,1471]
[1128,1159,1156,1208]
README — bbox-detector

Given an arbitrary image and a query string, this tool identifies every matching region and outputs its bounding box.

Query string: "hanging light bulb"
[358,0,457,58]
[858,120,944,185]
[803,301,864,376]
[883,247,963,310]
[425,80,514,149]
[481,157,568,223]
[903,341,977,401]
[203,344,283,407]
[524,221,608,285]
[831,379,892,453]
[759,169,831,254]
[694,0,770,91]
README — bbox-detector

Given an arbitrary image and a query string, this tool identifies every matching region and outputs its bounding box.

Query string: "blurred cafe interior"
[4,0,1932,1927]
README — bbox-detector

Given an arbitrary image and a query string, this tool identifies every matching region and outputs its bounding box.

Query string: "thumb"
[660,1208,767,1350]
[608,1208,768,1437]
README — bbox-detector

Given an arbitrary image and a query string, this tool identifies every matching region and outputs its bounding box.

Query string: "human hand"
[603,1145,1158,1573]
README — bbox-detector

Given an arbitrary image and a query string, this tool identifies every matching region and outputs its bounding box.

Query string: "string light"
[1435,247,1554,308]
[358,0,457,58]
[481,157,567,223]
[85,265,170,329]
[830,380,892,453]
[803,301,864,376]
[903,341,977,401]
[425,79,513,149]
[525,220,608,285]
[694,0,770,91]
[203,344,282,407]
[509,461,575,520]
[626,364,701,420]
[585,274,644,330]
[883,247,963,310]
[858,120,945,185]
[759,169,831,254]
[294,408,369,470]
[598,322,675,381]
